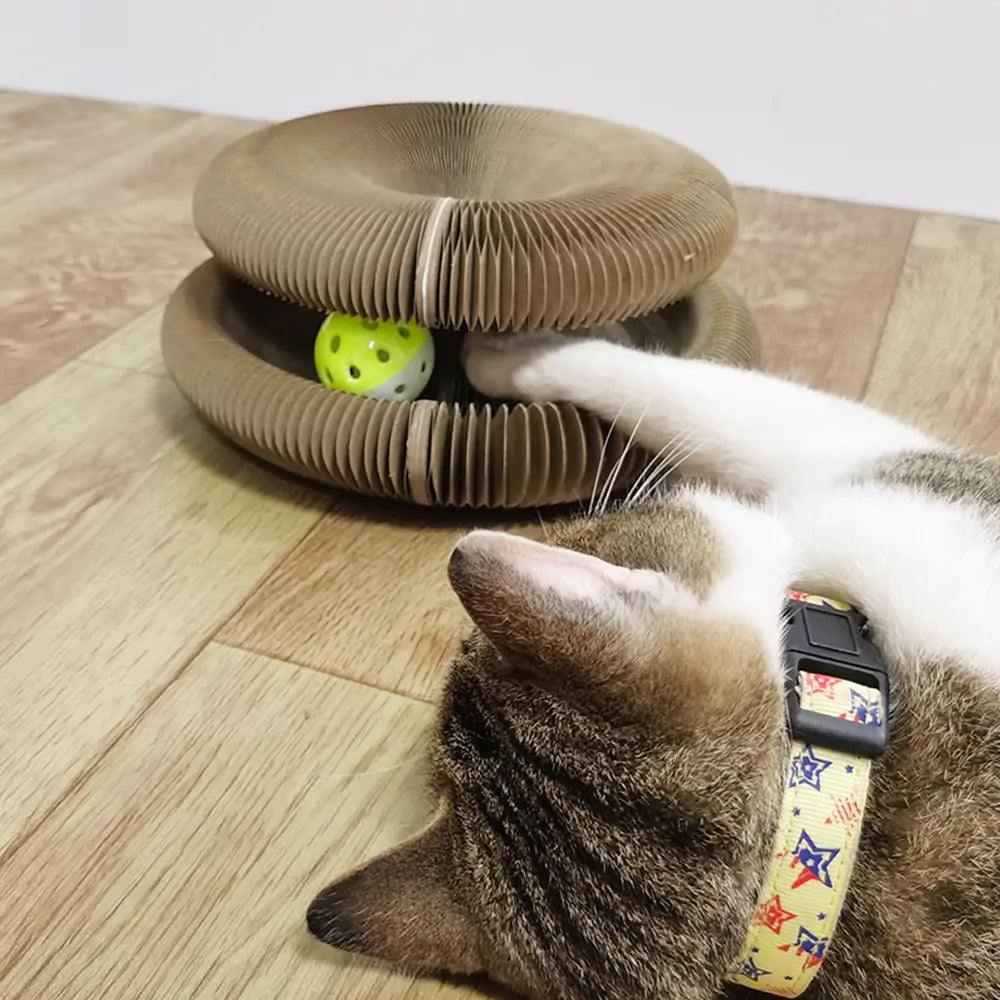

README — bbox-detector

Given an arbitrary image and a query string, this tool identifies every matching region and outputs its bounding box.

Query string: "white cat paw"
[461,329,572,402]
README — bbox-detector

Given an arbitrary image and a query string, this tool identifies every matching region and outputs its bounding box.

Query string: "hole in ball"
[394,384,406,394]
[330,335,341,353]
[420,362,427,373]
[349,365,361,379]
[397,327,410,339]
[323,366,335,385]
[361,319,379,331]
[377,349,390,363]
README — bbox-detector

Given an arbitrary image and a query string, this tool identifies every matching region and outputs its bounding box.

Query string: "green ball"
[314,313,434,401]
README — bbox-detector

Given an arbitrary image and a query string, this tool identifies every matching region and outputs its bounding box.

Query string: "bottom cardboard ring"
[161,260,759,508]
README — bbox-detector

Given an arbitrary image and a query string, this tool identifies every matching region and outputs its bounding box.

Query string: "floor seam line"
[212,639,436,705]
[859,211,920,402]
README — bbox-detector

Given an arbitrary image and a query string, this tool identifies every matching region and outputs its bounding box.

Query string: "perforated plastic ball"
[314,313,434,401]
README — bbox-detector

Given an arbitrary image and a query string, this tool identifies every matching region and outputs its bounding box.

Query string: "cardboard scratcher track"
[193,103,738,332]
[161,260,759,508]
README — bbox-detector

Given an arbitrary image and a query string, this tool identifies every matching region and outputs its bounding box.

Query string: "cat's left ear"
[447,530,679,678]
[307,814,482,974]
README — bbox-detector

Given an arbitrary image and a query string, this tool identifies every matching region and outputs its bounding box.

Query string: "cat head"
[307,499,790,999]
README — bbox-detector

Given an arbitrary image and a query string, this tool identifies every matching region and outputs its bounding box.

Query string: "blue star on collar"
[740,955,771,982]
[849,688,884,728]
[791,830,841,889]
[790,744,833,791]
[795,926,830,959]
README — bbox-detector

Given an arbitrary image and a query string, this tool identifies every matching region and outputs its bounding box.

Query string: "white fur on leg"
[463,331,935,494]
[686,488,796,676]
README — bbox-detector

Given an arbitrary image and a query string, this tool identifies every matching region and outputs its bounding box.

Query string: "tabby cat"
[306,330,1000,1000]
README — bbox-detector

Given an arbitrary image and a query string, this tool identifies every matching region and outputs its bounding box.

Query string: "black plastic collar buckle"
[783,596,889,758]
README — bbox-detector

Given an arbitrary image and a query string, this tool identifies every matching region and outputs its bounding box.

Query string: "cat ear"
[306,815,482,974]
[447,530,678,676]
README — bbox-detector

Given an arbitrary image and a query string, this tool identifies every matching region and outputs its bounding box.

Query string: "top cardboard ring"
[193,103,738,333]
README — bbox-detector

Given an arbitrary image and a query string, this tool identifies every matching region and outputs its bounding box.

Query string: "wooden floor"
[2,90,999,999]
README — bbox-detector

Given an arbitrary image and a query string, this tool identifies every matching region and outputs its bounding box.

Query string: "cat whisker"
[631,440,702,507]
[630,430,702,506]
[535,509,552,541]
[632,439,707,507]
[588,401,628,516]
[595,404,648,517]
[622,426,697,508]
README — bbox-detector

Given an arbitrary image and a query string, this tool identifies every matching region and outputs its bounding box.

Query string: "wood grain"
[865,213,1000,450]
[0,370,327,854]
[0,91,52,114]
[719,188,916,398]
[81,302,168,377]
[0,358,183,599]
[0,643,479,1000]
[218,498,541,701]
[0,93,191,205]
[908,212,1000,255]
[0,112,255,402]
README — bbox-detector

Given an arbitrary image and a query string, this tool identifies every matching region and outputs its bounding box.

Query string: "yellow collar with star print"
[726,591,889,997]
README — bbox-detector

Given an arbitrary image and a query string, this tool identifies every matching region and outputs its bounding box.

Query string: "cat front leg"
[463,330,934,494]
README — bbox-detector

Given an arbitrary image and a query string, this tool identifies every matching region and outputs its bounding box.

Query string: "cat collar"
[725,591,889,997]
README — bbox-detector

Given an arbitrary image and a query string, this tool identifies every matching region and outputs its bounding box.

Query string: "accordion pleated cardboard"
[192,103,738,333]
[161,260,759,508]
[164,102,759,507]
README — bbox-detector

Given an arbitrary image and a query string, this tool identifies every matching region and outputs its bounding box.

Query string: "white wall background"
[3,0,999,219]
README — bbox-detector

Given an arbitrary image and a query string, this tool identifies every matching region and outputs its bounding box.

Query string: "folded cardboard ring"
[193,103,737,333]
[161,260,759,508]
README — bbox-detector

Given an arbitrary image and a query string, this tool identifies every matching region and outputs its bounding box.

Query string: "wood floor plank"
[80,302,168,377]
[218,499,540,701]
[0,94,192,205]
[0,358,183,598]
[0,384,328,853]
[719,188,916,398]
[0,92,58,122]
[0,643,477,1000]
[904,211,1000,256]
[864,213,1000,451]
[0,91,49,109]
[0,110,255,403]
